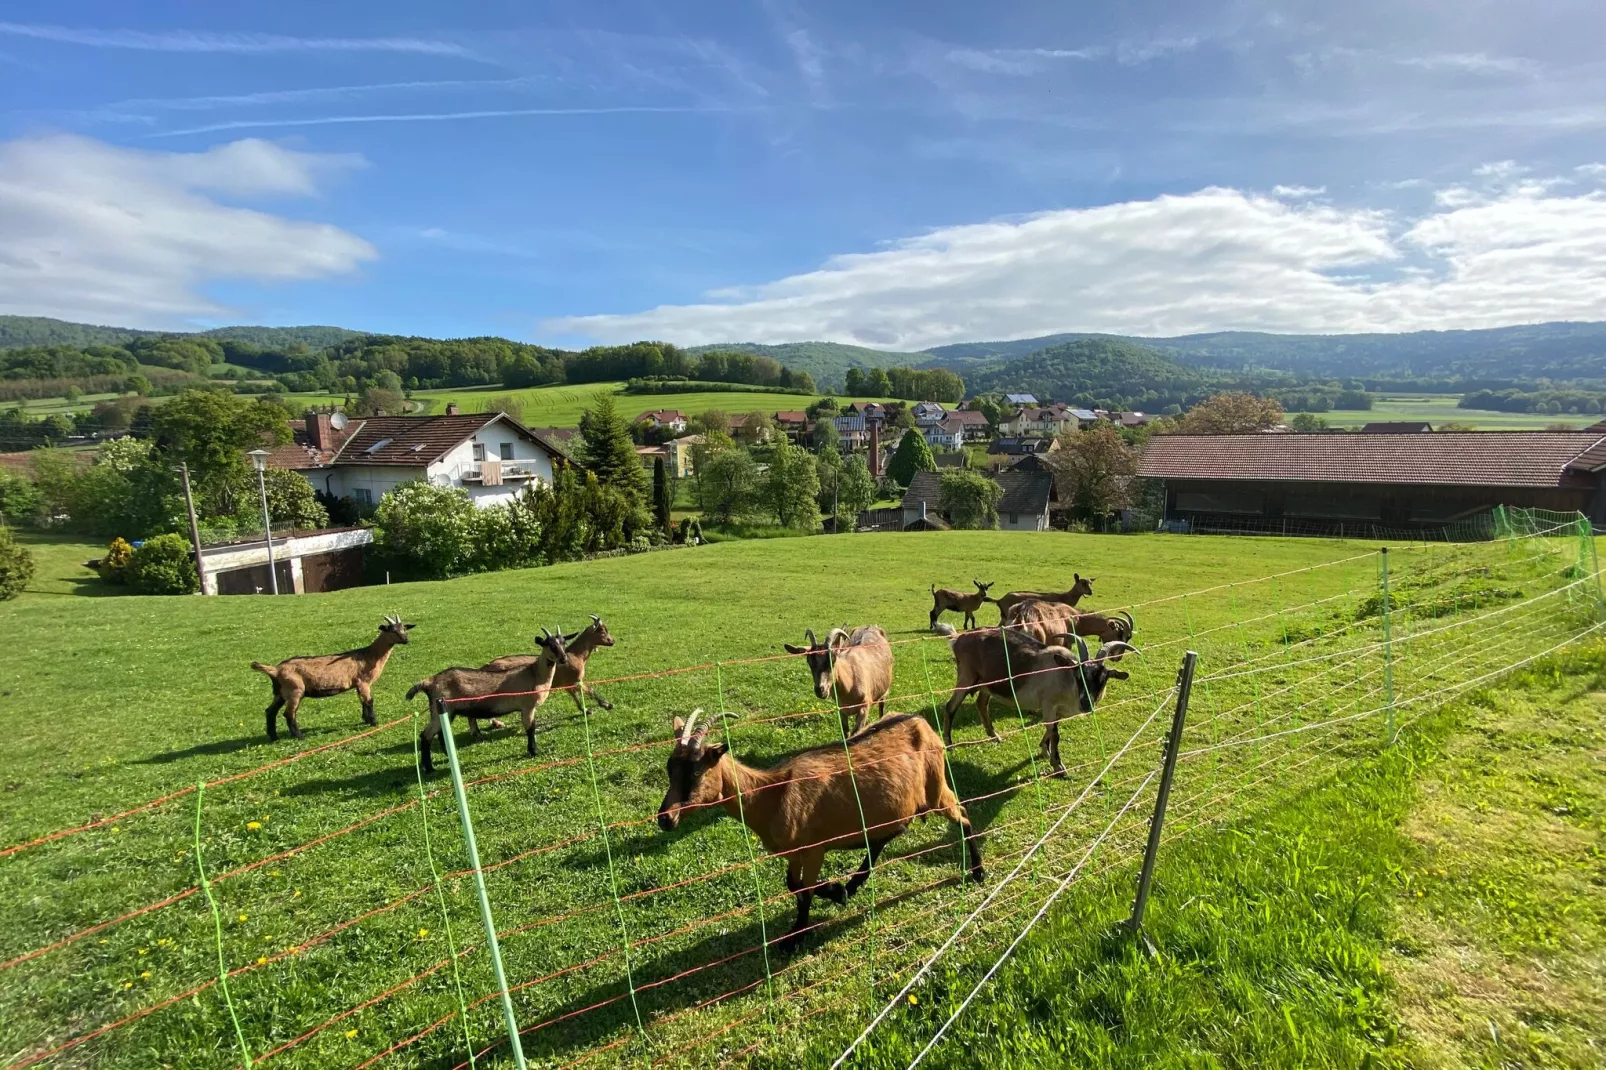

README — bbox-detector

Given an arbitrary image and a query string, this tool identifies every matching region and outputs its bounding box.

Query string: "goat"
[406,630,571,773]
[992,573,1095,622]
[783,626,893,736]
[943,626,1136,771]
[251,615,414,742]
[1002,600,1135,647]
[657,709,984,952]
[929,579,995,630]
[480,614,616,711]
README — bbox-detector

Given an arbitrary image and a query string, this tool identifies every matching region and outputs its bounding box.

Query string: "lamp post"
[247,449,278,595]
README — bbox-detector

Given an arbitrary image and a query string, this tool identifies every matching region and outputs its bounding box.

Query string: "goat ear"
[672,715,686,736]
[783,644,807,655]
[1108,669,1130,680]
[703,742,728,761]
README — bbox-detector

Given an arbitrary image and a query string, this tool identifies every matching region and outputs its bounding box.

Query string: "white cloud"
[1272,184,1326,198]
[1398,51,1538,76]
[547,179,1606,349]
[0,21,475,57]
[149,105,737,138]
[0,135,376,327]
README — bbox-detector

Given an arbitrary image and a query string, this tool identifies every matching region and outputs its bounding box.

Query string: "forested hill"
[924,322,1606,384]
[686,341,922,389]
[0,316,365,352]
[957,338,1224,412]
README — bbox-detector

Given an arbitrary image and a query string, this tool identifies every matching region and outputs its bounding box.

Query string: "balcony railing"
[460,462,540,483]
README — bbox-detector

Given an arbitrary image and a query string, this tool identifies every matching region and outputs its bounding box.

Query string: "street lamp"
[247,449,279,595]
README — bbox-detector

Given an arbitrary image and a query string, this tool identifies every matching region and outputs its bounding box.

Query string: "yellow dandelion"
[122,981,132,990]
[257,956,268,965]
[137,948,148,956]
[908,994,919,1006]
[345,1029,359,1039]
[418,928,430,939]
[293,889,301,898]
[237,913,248,922]
[112,827,122,834]
[247,822,262,830]
[98,939,108,946]
[140,970,151,979]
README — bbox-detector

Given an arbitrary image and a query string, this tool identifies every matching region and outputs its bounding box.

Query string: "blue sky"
[2,0,1605,349]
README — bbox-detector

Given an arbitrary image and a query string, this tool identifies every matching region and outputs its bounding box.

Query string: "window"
[354,488,373,506]
[472,443,486,462]
[498,442,515,461]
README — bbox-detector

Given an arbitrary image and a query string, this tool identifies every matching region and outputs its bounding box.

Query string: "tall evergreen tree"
[652,456,672,534]
[886,428,937,488]
[578,393,649,503]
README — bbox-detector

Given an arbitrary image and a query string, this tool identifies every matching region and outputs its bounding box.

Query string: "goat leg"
[839,838,889,901]
[283,695,304,741]
[586,686,614,711]
[264,696,283,743]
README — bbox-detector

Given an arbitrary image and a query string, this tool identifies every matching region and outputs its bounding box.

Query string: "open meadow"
[0,527,1601,1068]
[405,382,887,427]
[1293,394,1597,430]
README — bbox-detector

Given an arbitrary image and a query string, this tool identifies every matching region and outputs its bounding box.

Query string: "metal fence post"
[1381,547,1395,744]
[438,715,528,1070]
[1126,650,1197,946]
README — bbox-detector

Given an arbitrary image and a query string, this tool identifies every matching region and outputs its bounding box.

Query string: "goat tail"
[249,661,275,676]
[405,680,428,702]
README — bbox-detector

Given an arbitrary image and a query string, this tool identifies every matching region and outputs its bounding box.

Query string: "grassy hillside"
[0,527,1595,1069]
[1299,394,1598,430]
[688,342,924,391]
[410,381,878,427]
[0,316,365,352]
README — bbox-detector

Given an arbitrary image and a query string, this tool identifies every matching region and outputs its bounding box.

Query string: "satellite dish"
[330,412,348,430]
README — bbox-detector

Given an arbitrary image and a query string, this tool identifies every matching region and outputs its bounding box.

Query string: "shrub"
[369,481,479,580]
[0,471,41,526]
[98,537,134,584]
[939,469,1003,529]
[127,533,198,595]
[0,527,35,600]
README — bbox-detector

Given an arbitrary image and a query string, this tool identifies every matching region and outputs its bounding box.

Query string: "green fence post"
[438,712,528,1070]
[1381,547,1395,744]
[194,783,254,1070]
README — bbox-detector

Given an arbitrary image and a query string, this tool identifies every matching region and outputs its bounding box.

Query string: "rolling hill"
[686,341,923,390]
[957,337,1223,411]
[0,316,365,351]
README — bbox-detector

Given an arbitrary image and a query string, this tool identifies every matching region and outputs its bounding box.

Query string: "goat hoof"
[819,884,847,907]
[776,933,807,955]
[362,713,377,726]
[970,867,987,884]
[290,730,305,741]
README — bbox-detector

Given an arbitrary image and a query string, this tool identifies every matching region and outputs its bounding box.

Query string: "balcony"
[460,462,540,484]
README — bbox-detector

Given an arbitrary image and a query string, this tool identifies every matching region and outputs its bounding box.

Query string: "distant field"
[1296,394,1598,430]
[410,381,887,428]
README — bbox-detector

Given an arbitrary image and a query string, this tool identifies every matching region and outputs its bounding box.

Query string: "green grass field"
[0,528,1600,1068]
[407,381,886,428]
[1295,394,1598,430]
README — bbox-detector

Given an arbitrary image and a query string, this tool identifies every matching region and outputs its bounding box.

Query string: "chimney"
[445,402,460,416]
[306,411,334,451]
[868,422,881,478]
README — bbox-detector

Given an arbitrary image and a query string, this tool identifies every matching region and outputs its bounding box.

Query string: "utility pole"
[176,462,209,595]
[247,450,279,595]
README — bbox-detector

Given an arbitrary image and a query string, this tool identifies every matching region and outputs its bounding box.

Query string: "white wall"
[312,465,422,508]
[998,508,1050,532]
[301,418,558,510]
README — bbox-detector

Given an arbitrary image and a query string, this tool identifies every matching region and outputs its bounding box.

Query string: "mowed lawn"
[1294,394,1598,430]
[0,529,1595,1068]
[406,381,889,426]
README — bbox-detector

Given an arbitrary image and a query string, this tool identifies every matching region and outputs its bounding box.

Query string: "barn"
[1139,432,1606,533]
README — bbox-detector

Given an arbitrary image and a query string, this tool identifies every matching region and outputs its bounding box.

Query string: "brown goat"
[657,710,984,951]
[1003,600,1135,647]
[992,574,1095,621]
[480,614,616,711]
[407,630,572,772]
[929,579,995,630]
[783,626,893,736]
[251,615,414,742]
[943,627,1136,771]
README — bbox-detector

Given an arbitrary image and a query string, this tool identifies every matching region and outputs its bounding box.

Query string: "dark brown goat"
[929,579,996,630]
[783,626,893,735]
[992,574,1095,621]
[657,710,983,951]
[1003,600,1135,646]
[407,631,572,772]
[480,614,616,711]
[251,615,414,742]
[943,627,1136,771]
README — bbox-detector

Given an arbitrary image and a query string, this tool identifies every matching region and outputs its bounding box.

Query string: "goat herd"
[247,576,1139,949]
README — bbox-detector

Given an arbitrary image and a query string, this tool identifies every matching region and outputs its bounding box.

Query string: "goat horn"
[804,628,817,648]
[590,613,601,624]
[680,708,702,743]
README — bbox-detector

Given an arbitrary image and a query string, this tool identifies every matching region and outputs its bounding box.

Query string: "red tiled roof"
[774,410,808,423]
[1138,433,1606,489]
[263,417,363,471]
[948,410,989,426]
[330,413,565,467]
[637,409,686,423]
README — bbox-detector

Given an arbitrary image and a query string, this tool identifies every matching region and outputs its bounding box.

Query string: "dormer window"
[472,442,486,462]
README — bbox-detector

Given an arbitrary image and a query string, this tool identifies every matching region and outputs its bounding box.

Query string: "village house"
[773,410,810,443]
[947,408,992,442]
[1004,393,1038,407]
[830,413,869,449]
[635,409,689,434]
[266,409,569,510]
[985,436,1059,470]
[911,401,947,427]
[899,469,1057,532]
[922,415,967,453]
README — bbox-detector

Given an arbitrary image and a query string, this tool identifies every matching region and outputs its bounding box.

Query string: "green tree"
[698,447,760,523]
[1289,412,1329,432]
[813,417,841,454]
[766,440,821,531]
[152,389,292,490]
[867,368,893,396]
[351,386,406,416]
[370,480,479,579]
[886,428,937,487]
[579,393,649,504]
[652,456,672,534]
[844,368,866,396]
[837,454,877,525]
[736,410,775,445]
[815,444,844,520]
[792,370,816,393]
[939,469,1003,530]
[223,468,329,533]
[1178,392,1285,434]
[0,471,40,526]
[0,525,35,600]
[126,533,198,595]
[1047,424,1136,523]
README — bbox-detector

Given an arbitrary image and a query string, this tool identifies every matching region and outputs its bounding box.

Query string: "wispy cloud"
[1397,51,1539,76]
[1272,184,1326,197]
[151,105,752,138]
[547,173,1606,348]
[103,78,538,113]
[0,21,477,58]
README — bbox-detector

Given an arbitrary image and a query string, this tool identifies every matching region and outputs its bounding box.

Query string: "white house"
[911,402,947,427]
[270,411,571,509]
[636,409,689,434]
[922,415,966,452]
[899,469,1056,531]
